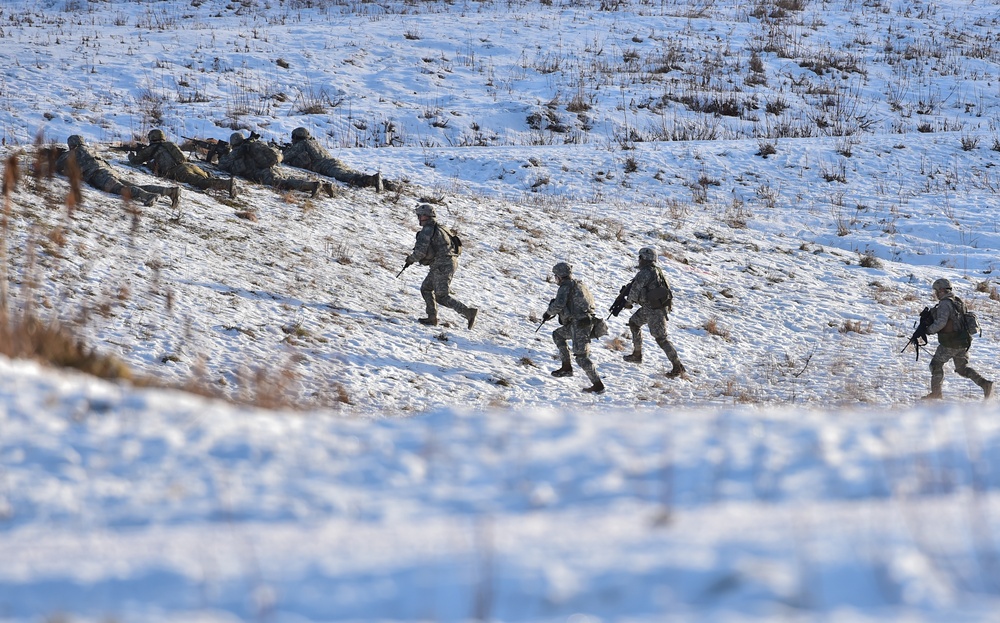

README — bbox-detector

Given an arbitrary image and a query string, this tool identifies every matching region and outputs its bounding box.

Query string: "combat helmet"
[229,131,245,147]
[932,278,953,292]
[638,247,657,262]
[552,262,573,278]
[147,129,166,143]
[291,127,310,141]
[67,135,83,149]
[414,203,436,218]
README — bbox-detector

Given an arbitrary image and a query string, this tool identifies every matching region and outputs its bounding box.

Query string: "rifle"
[396,261,412,278]
[901,306,934,361]
[535,313,552,333]
[607,280,634,319]
[110,141,145,152]
[181,136,231,163]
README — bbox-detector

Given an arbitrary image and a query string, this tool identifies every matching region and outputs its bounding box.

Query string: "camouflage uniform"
[55,135,177,208]
[217,132,322,195]
[282,127,384,190]
[129,129,234,196]
[924,278,993,399]
[405,204,478,328]
[545,262,605,393]
[623,247,685,377]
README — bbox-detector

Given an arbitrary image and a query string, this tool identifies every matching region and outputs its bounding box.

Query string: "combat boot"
[983,380,994,399]
[920,392,943,400]
[582,380,605,394]
[418,316,438,326]
[623,352,642,364]
[323,182,335,198]
[309,181,322,198]
[551,363,573,377]
[168,187,180,209]
[368,172,384,192]
[465,308,479,329]
[666,363,686,378]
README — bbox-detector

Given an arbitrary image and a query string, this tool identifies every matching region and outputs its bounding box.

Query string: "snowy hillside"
[2,0,1000,621]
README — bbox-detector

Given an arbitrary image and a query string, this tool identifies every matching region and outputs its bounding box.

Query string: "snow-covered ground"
[2,0,1000,620]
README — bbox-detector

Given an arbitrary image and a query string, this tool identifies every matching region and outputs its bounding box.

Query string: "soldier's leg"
[430,260,479,328]
[273,173,320,195]
[419,271,438,325]
[926,345,951,398]
[110,179,159,206]
[649,311,685,376]
[571,321,604,392]
[141,184,179,208]
[551,325,573,376]
[624,307,648,362]
[175,165,230,193]
[954,351,993,397]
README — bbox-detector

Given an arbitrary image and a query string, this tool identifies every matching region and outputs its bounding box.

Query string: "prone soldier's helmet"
[147,129,165,143]
[229,131,245,147]
[414,203,436,218]
[932,278,953,292]
[552,262,572,278]
[638,247,657,262]
[67,135,83,149]
[291,127,310,141]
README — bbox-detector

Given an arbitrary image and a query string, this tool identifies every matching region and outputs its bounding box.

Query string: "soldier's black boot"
[464,308,479,329]
[666,362,686,378]
[418,316,438,326]
[582,380,605,394]
[982,380,994,399]
[623,352,642,364]
[551,363,573,377]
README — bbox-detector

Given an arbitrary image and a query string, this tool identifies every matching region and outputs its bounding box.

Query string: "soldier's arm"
[927,301,950,334]
[626,270,649,304]
[406,227,432,265]
[546,283,570,318]
[128,144,156,165]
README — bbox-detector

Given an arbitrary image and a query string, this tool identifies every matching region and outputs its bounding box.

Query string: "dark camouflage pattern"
[218,140,317,193]
[926,293,991,396]
[56,144,169,206]
[282,138,368,186]
[547,278,602,386]
[625,264,683,367]
[407,218,473,321]
[129,141,230,192]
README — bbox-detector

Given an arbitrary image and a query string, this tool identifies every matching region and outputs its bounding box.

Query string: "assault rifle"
[535,313,552,333]
[110,140,145,153]
[901,306,934,361]
[607,280,634,319]
[181,136,231,164]
[396,261,412,278]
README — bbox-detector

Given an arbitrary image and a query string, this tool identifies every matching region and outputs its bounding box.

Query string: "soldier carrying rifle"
[613,247,686,379]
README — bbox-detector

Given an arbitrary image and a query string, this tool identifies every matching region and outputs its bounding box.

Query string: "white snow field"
[2,0,1000,620]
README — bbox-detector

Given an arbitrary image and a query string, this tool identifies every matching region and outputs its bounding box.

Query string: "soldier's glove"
[624,303,633,310]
